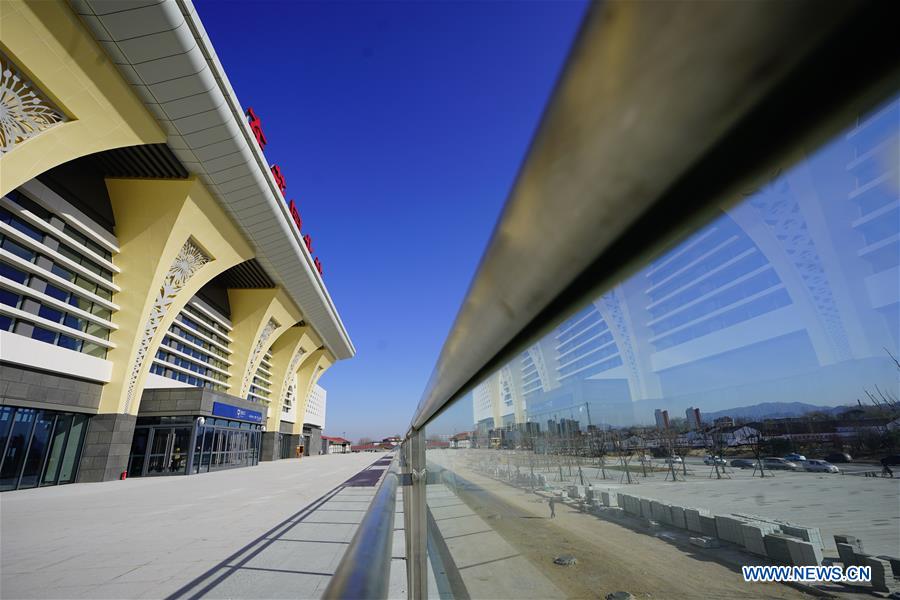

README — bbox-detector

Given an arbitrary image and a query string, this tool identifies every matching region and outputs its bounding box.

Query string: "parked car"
[704,455,727,466]
[804,459,839,473]
[664,456,683,464]
[881,455,900,466]
[763,457,800,470]
[730,458,758,469]
[824,452,852,463]
[784,453,807,462]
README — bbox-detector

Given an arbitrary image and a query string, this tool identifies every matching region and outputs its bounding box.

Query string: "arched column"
[79,177,253,482]
[1,1,164,196]
[227,288,303,402]
[291,349,334,437]
[258,326,321,460]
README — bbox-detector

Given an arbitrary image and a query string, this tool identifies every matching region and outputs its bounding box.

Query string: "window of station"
[0,406,88,492]
[127,417,261,478]
[0,188,117,359]
[151,299,233,392]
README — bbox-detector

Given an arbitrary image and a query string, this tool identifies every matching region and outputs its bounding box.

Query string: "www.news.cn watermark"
[742,565,872,583]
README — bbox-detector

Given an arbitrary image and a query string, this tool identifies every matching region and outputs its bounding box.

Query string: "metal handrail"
[322,456,399,600]
[409,0,899,431]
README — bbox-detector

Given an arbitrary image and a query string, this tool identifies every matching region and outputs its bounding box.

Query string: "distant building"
[450,432,472,449]
[302,384,327,456]
[322,436,351,454]
[713,416,735,428]
[654,409,670,430]
[686,407,702,430]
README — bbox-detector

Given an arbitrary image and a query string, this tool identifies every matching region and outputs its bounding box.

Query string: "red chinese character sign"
[245,105,324,278]
[245,107,267,150]
[270,164,287,196]
[288,200,303,231]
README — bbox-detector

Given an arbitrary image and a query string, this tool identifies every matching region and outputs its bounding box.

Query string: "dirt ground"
[439,458,815,600]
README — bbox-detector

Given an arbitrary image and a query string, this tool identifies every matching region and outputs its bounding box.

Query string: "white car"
[804,459,839,473]
[704,455,727,466]
[665,456,683,464]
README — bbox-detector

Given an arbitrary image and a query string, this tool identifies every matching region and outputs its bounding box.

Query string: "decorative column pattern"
[280,347,307,410]
[125,239,210,412]
[748,178,852,361]
[240,318,279,398]
[0,52,67,154]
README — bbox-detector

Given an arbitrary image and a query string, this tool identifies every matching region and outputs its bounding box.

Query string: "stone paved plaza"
[0,454,392,599]
[586,469,900,557]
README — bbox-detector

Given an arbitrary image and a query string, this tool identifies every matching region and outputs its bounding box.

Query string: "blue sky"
[195,0,589,441]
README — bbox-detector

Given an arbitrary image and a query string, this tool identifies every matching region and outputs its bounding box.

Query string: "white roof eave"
[70,0,355,360]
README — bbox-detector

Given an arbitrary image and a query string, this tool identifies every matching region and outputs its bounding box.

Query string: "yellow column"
[266,326,321,432]
[227,288,303,406]
[292,349,334,436]
[102,177,254,415]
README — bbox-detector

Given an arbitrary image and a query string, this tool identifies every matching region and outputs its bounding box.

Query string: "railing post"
[407,428,428,599]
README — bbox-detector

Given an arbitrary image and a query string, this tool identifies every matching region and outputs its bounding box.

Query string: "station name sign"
[212,401,263,424]
[246,107,323,276]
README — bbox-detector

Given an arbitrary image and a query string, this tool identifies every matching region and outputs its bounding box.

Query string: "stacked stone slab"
[715,515,748,546]
[741,521,780,556]
[639,498,652,519]
[780,524,824,551]
[860,555,898,593]
[600,491,617,507]
[763,533,796,565]
[786,537,823,566]
[699,515,718,538]
[650,501,671,525]
[684,508,708,533]
[668,505,687,529]
[835,534,865,567]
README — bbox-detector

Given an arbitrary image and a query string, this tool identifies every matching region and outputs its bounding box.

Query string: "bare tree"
[748,431,770,478]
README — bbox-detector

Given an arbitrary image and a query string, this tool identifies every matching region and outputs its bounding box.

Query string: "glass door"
[168,427,190,474]
[146,428,172,475]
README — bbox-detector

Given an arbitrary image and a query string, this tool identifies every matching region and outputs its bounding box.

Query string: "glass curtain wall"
[127,416,261,477]
[0,405,88,492]
[419,95,900,598]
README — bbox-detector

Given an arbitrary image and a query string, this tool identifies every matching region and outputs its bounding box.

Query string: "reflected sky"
[433,96,899,434]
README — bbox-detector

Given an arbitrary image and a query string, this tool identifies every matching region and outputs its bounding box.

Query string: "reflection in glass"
[422,96,900,598]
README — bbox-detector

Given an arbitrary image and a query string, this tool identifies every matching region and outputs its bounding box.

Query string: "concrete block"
[781,524,823,550]
[715,515,747,546]
[690,536,720,549]
[741,522,779,557]
[650,501,665,522]
[764,533,795,565]
[658,504,673,525]
[600,491,615,507]
[860,555,896,593]
[786,537,823,566]
[668,505,687,529]
[639,498,651,519]
[627,496,641,516]
[616,493,625,507]
[685,508,703,533]
[876,555,900,578]
[834,534,864,554]
[699,515,718,538]
[567,485,580,499]
[836,543,862,568]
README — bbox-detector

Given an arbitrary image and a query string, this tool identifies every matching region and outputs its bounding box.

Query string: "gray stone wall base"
[76,413,136,482]
[260,431,280,461]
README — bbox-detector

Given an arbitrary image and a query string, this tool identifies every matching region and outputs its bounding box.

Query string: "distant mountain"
[702,402,848,422]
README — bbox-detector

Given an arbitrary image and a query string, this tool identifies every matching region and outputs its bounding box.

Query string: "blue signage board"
[212,401,263,424]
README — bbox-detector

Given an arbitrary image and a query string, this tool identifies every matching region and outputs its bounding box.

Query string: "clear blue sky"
[195,0,589,442]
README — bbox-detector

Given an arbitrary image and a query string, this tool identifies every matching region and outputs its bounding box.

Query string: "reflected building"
[474,99,899,429]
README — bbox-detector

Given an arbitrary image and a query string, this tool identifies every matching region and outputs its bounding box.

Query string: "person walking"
[548,496,556,519]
